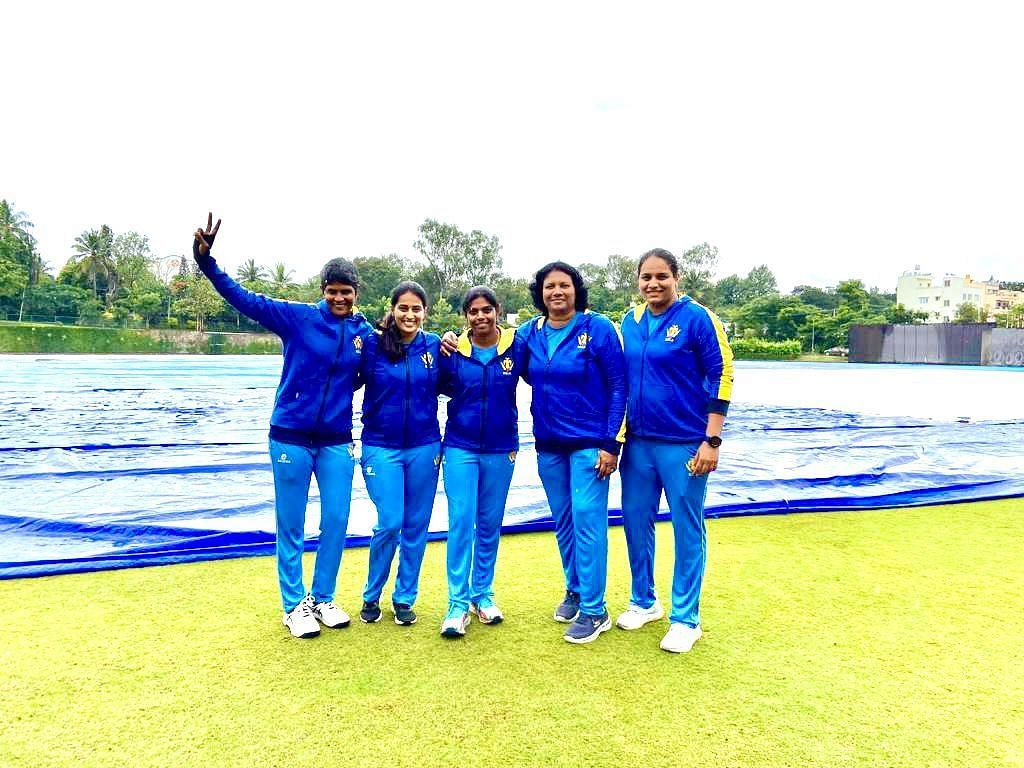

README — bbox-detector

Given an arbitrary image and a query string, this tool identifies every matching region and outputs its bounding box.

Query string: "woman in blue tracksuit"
[616,248,734,653]
[192,214,374,639]
[437,286,527,638]
[519,261,626,644]
[357,281,443,627]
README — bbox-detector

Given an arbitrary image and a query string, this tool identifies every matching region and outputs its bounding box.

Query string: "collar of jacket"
[316,300,365,323]
[630,296,691,324]
[456,327,516,358]
[533,309,590,331]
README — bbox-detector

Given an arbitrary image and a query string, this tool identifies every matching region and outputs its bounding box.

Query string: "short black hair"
[637,248,679,277]
[320,258,360,292]
[528,261,589,315]
[461,285,500,314]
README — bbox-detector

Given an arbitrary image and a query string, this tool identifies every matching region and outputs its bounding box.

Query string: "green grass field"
[2,501,1022,767]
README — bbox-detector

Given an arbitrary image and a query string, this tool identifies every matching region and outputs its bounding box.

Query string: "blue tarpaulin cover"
[2,355,1023,579]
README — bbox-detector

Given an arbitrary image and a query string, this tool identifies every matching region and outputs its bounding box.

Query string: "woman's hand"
[440,331,459,357]
[193,212,221,259]
[690,442,719,476]
[595,449,618,480]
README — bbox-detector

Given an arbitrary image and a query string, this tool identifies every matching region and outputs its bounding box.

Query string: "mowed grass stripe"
[1,500,1021,768]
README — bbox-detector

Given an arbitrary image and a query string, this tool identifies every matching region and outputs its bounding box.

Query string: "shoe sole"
[615,606,665,631]
[553,610,579,624]
[359,612,383,624]
[317,619,351,629]
[394,616,417,626]
[563,618,612,644]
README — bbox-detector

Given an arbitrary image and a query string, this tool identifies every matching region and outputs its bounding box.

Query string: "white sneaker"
[440,610,470,638]
[312,600,351,629]
[283,600,321,639]
[659,623,702,653]
[470,599,504,625]
[615,602,665,630]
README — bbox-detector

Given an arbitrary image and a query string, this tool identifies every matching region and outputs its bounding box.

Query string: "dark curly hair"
[319,258,360,292]
[528,261,589,316]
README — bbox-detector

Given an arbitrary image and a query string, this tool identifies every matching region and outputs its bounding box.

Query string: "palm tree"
[1,200,46,320]
[237,259,267,284]
[70,226,115,302]
[269,262,295,296]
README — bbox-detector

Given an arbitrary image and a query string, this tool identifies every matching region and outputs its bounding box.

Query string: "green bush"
[730,337,801,360]
[0,323,280,355]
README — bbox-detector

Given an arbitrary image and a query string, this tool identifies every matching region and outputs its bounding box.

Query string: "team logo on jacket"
[353,336,363,352]
[421,352,434,368]
[665,324,680,342]
[501,356,514,375]
[576,333,590,349]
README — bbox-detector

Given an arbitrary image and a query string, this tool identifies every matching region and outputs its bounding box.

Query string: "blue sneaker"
[393,602,417,626]
[564,611,612,644]
[553,590,581,623]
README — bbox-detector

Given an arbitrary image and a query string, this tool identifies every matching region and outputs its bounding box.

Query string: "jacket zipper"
[314,322,348,436]
[479,356,489,451]
[403,346,411,447]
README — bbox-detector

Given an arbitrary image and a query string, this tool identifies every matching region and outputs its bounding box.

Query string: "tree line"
[4,198,1019,344]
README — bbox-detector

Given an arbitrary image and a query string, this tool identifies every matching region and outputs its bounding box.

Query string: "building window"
[943,300,950,307]
[919,297,929,305]
[944,279,950,287]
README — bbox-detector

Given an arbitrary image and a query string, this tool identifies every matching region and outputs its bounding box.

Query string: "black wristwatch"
[704,435,722,449]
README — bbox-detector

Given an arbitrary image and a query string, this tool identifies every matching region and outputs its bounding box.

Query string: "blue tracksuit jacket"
[439,328,526,454]
[358,330,442,449]
[620,296,734,443]
[518,311,626,455]
[195,254,374,447]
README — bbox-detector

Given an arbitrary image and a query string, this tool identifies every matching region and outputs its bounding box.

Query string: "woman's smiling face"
[542,270,575,316]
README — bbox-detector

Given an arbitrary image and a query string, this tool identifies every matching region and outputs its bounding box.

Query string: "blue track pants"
[536,448,610,617]
[619,438,709,627]
[361,442,441,606]
[269,439,356,613]
[441,446,516,611]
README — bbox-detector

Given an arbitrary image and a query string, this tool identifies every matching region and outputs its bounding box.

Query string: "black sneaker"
[360,600,382,623]
[393,602,417,626]
[564,611,612,644]
[553,590,581,623]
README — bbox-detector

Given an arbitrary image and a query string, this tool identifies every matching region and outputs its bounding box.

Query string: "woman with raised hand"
[192,214,373,640]
[357,281,443,627]
[616,248,734,653]
[436,286,527,638]
[518,262,626,644]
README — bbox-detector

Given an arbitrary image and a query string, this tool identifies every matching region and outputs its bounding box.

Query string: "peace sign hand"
[193,212,222,259]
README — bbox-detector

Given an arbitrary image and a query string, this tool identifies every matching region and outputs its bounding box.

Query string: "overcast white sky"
[4,1,1023,293]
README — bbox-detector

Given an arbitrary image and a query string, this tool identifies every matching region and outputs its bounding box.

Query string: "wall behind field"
[0,323,281,354]
[849,323,1024,366]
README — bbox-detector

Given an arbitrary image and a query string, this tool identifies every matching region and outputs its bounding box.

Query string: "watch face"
[706,436,722,448]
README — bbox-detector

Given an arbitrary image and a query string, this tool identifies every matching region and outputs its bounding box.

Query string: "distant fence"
[850,324,1024,366]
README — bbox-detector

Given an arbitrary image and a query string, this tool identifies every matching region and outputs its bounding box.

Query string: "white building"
[896,268,1024,323]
